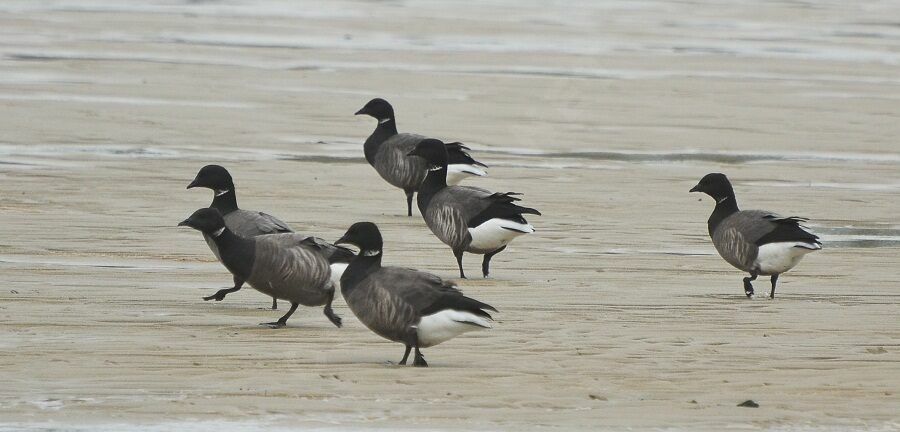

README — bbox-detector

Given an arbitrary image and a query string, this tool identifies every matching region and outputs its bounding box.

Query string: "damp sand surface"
[1,1,899,431]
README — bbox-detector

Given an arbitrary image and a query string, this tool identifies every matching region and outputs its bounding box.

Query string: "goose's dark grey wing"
[299,236,355,264]
[225,209,292,237]
[715,209,822,271]
[712,210,788,271]
[424,186,540,249]
[756,214,821,247]
[373,133,428,190]
[248,234,332,303]
[345,266,495,343]
[344,271,421,343]
[467,192,541,228]
[423,186,493,248]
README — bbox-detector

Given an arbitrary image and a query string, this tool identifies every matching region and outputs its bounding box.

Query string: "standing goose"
[690,173,822,298]
[187,164,353,309]
[335,222,496,367]
[354,98,488,216]
[179,208,342,328]
[408,139,540,279]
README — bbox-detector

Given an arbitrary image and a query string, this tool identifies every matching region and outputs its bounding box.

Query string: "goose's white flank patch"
[467,218,534,251]
[415,309,491,347]
[329,262,348,288]
[446,164,487,186]
[754,241,820,274]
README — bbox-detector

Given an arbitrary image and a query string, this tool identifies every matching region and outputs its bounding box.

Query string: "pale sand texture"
[1,1,899,431]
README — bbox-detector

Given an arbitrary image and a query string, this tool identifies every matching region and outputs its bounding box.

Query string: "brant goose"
[187,165,352,309]
[335,222,496,366]
[179,208,343,328]
[354,98,488,216]
[690,173,821,298]
[408,139,540,279]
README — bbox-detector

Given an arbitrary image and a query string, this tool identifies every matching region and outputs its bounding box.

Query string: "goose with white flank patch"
[408,139,540,279]
[354,98,488,216]
[335,222,496,367]
[690,173,821,298]
[187,165,353,309]
[179,208,343,328]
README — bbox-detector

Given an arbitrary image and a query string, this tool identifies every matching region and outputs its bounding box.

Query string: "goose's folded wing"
[467,192,541,228]
[251,235,329,285]
[380,267,497,319]
[226,209,293,237]
[756,214,821,247]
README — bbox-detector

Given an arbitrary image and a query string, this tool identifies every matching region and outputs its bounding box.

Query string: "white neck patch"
[362,249,381,257]
[428,165,443,171]
[717,196,730,204]
[212,227,225,237]
[378,118,391,124]
[215,189,230,197]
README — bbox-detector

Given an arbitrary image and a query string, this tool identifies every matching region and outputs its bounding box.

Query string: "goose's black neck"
[211,228,255,280]
[416,167,448,213]
[363,119,398,165]
[210,189,239,215]
[340,251,383,295]
[708,193,739,236]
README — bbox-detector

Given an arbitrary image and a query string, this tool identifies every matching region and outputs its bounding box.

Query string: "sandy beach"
[1,1,899,430]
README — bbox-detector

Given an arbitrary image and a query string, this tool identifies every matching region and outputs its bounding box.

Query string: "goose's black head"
[354,98,395,123]
[187,165,234,193]
[407,138,448,170]
[690,173,734,201]
[335,222,383,255]
[178,208,226,235]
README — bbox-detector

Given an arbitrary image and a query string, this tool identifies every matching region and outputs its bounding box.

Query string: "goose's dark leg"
[404,189,414,217]
[261,301,298,329]
[770,274,779,299]
[203,275,243,301]
[413,346,428,367]
[323,289,342,328]
[399,345,412,365]
[271,297,278,310]
[453,249,466,279]
[482,246,507,278]
[743,271,758,298]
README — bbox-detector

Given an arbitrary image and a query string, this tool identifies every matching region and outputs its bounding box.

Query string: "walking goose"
[408,139,540,279]
[354,98,488,216]
[179,208,342,328]
[690,173,822,298]
[187,164,353,309]
[335,222,496,366]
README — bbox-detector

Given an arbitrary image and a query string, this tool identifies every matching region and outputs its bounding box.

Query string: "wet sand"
[1,1,899,431]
